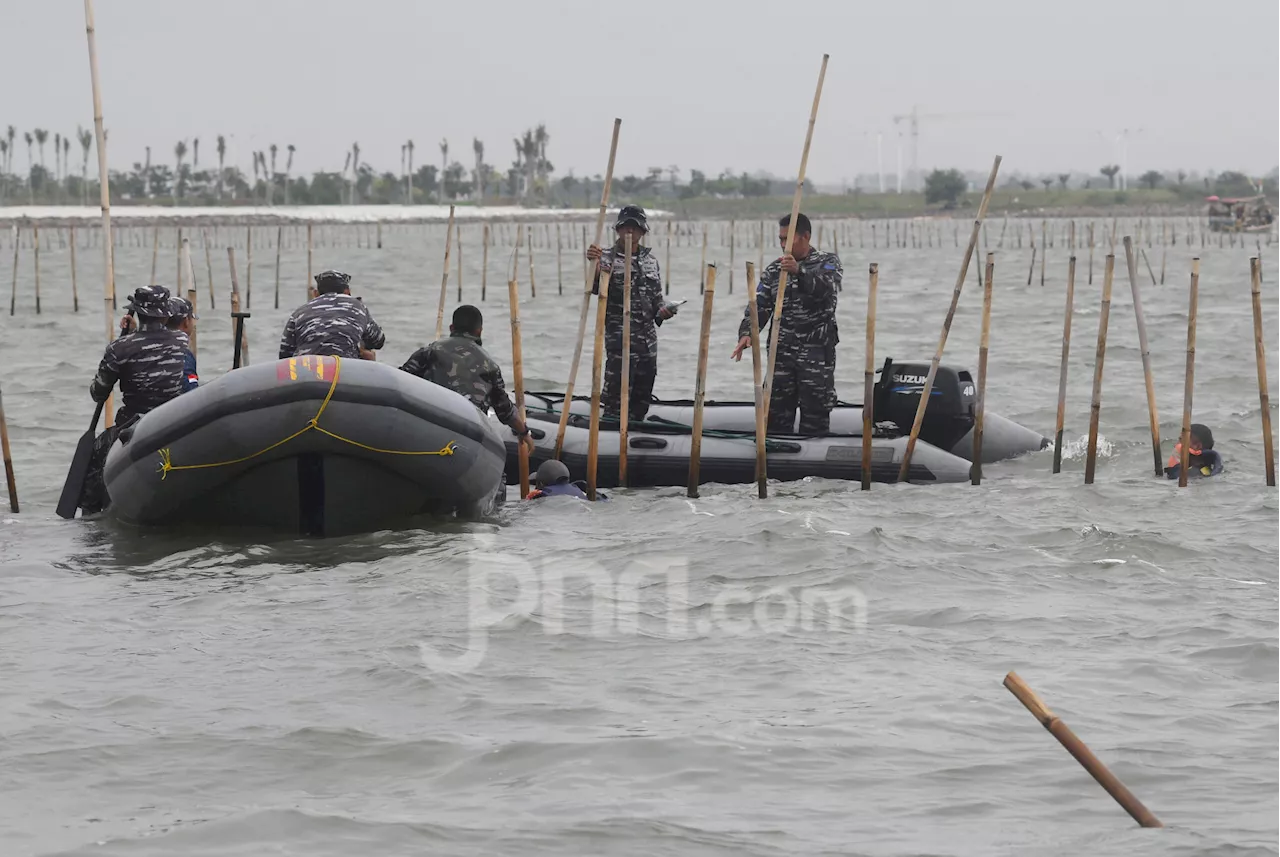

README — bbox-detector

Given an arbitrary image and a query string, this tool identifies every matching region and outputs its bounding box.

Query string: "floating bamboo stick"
[1250,258,1276,486]
[897,155,1001,483]
[85,0,117,426]
[619,234,633,487]
[0,383,18,512]
[688,263,716,498]
[861,262,878,491]
[972,252,995,484]
[1178,258,1200,487]
[1052,256,1077,474]
[745,260,767,499]
[554,118,621,461]
[1085,255,1115,485]
[507,267,530,498]
[273,225,282,309]
[762,54,830,420]
[33,225,41,314]
[1003,672,1163,828]
[434,205,456,340]
[70,225,79,312]
[1122,237,1162,477]
[227,247,250,365]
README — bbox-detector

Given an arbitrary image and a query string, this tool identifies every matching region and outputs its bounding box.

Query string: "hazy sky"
[5,0,1278,184]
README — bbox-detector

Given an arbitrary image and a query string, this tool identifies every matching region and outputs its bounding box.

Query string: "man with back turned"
[731,213,843,435]
[279,270,385,360]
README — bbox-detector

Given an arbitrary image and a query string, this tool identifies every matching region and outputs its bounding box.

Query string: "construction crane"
[891,106,1010,191]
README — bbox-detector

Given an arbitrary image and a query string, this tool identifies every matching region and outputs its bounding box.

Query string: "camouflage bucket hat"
[126,285,174,318]
[167,295,198,320]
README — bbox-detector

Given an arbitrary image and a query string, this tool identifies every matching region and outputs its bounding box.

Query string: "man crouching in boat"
[1165,424,1225,479]
[400,305,535,455]
[278,270,385,360]
[525,459,606,501]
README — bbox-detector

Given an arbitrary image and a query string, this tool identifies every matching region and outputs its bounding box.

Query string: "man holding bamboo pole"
[585,205,678,424]
[731,213,843,434]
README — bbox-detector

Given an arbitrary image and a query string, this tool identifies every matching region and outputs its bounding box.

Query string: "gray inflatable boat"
[103,356,506,536]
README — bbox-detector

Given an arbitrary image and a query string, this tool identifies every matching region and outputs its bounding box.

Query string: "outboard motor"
[873,358,976,452]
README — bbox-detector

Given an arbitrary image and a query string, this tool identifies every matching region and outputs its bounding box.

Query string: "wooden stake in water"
[273,225,282,309]
[306,223,313,300]
[70,225,79,312]
[1039,221,1046,287]
[665,220,672,295]
[1052,256,1077,474]
[0,383,19,512]
[699,224,707,294]
[150,226,160,283]
[1026,226,1037,287]
[897,155,1002,482]
[226,247,250,365]
[244,227,252,309]
[181,238,199,359]
[586,239,611,502]
[84,0,118,426]
[619,234,633,487]
[33,224,41,314]
[481,223,489,302]
[1178,258,1200,487]
[1141,247,1157,287]
[688,263,717,498]
[728,220,736,293]
[972,252,995,484]
[861,262,879,491]
[434,205,456,340]
[457,229,464,302]
[1085,255,1115,485]
[201,229,215,310]
[527,228,536,299]
[1122,236,1163,477]
[1250,258,1276,486]
[9,226,19,316]
[744,260,767,499]
[507,270,530,498]
[556,223,563,295]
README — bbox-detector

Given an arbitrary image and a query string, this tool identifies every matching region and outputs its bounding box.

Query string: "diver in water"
[1165,423,1224,479]
[525,459,606,500]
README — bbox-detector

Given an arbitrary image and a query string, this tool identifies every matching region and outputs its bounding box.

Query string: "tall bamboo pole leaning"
[762,54,830,422]
[85,0,117,427]
[434,205,457,340]
[227,247,250,365]
[618,234,634,486]
[745,260,767,498]
[554,117,621,460]
[1178,258,1200,487]
[1250,257,1276,486]
[688,263,717,498]
[181,237,199,360]
[0,383,17,512]
[1003,672,1163,828]
[273,225,282,309]
[70,225,79,312]
[971,252,995,485]
[1122,236,1162,476]
[861,262,879,491]
[1085,255,1116,485]
[1052,256,1077,473]
[33,224,41,314]
[507,264,530,498]
[897,156,1001,482]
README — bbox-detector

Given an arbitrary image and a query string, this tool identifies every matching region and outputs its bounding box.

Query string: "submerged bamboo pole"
[619,234,633,486]
[861,262,879,491]
[434,205,456,340]
[1250,258,1276,486]
[746,260,767,498]
[688,263,717,498]
[972,253,995,484]
[85,0,117,426]
[1052,256,1077,473]
[1085,255,1116,484]
[1122,237,1162,477]
[1178,258,1200,487]
[1003,672,1163,828]
[897,155,1001,482]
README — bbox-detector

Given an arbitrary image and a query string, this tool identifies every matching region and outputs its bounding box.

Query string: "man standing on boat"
[730,213,843,435]
[278,270,385,360]
[400,305,534,455]
[585,205,677,424]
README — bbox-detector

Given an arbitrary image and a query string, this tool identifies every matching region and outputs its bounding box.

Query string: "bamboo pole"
[457,228,464,302]
[1026,228,1037,287]
[1003,672,1163,828]
[1039,221,1046,286]
[227,247,250,365]
[244,227,252,308]
[1178,258,1200,487]
[0,383,18,512]
[9,226,18,316]
[481,223,489,301]
[1250,258,1276,486]
[762,53,830,420]
[175,227,182,293]
[664,220,672,295]
[972,252,994,484]
[728,219,735,294]
[897,155,1001,482]
[149,226,159,282]
[699,224,707,293]
[745,260,767,498]
[554,118,621,460]
[618,234,633,486]
[861,262,878,491]
[1052,256,1077,474]
[85,0,117,426]
[1088,223,1095,285]
[527,227,535,298]
[434,205,456,340]
[198,229,214,310]
[688,263,716,498]
[33,225,41,314]
[508,267,530,498]
[181,238,198,359]
[1122,237,1163,477]
[585,240,611,501]
[1159,244,1166,286]
[306,223,313,299]
[556,223,563,295]
[70,225,79,312]
[1085,255,1115,484]
[273,225,282,309]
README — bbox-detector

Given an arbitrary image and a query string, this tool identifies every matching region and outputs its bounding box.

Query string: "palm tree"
[23,132,34,202]
[350,142,360,203]
[1100,164,1120,189]
[216,134,227,199]
[251,150,260,198]
[521,130,537,200]
[343,151,352,203]
[512,137,522,197]
[78,127,92,205]
[439,138,448,202]
[62,135,71,200]
[268,143,278,205]
[54,133,62,186]
[406,139,415,204]
[473,138,484,204]
[192,137,199,170]
[534,124,548,185]
[285,144,295,204]
[4,126,14,174]
[144,145,152,197]
[174,139,187,203]
[33,129,48,171]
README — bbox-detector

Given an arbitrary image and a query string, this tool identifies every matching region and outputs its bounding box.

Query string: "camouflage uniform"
[278,292,386,359]
[400,332,520,430]
[738,249,843,434]
[592,245,665,423]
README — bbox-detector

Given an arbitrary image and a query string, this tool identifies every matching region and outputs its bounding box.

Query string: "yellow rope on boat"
[156,356,457,479]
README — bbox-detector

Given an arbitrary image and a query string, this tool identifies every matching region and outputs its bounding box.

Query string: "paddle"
[56,400,105,519]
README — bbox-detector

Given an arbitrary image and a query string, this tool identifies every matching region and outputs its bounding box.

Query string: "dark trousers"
[767,344,836,435]
[601,351,658,423]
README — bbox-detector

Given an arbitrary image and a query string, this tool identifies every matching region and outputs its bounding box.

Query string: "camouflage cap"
[615,205,649,233]
[167,295,198,320]
[314,270,352,293]
[126,285,174,318]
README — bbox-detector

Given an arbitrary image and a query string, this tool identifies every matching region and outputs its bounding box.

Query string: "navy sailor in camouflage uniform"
[80,285,194,513]
[731,213,843,435]
[279,270,386,360]
[400,305,535,455]
[585,205,678,424]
